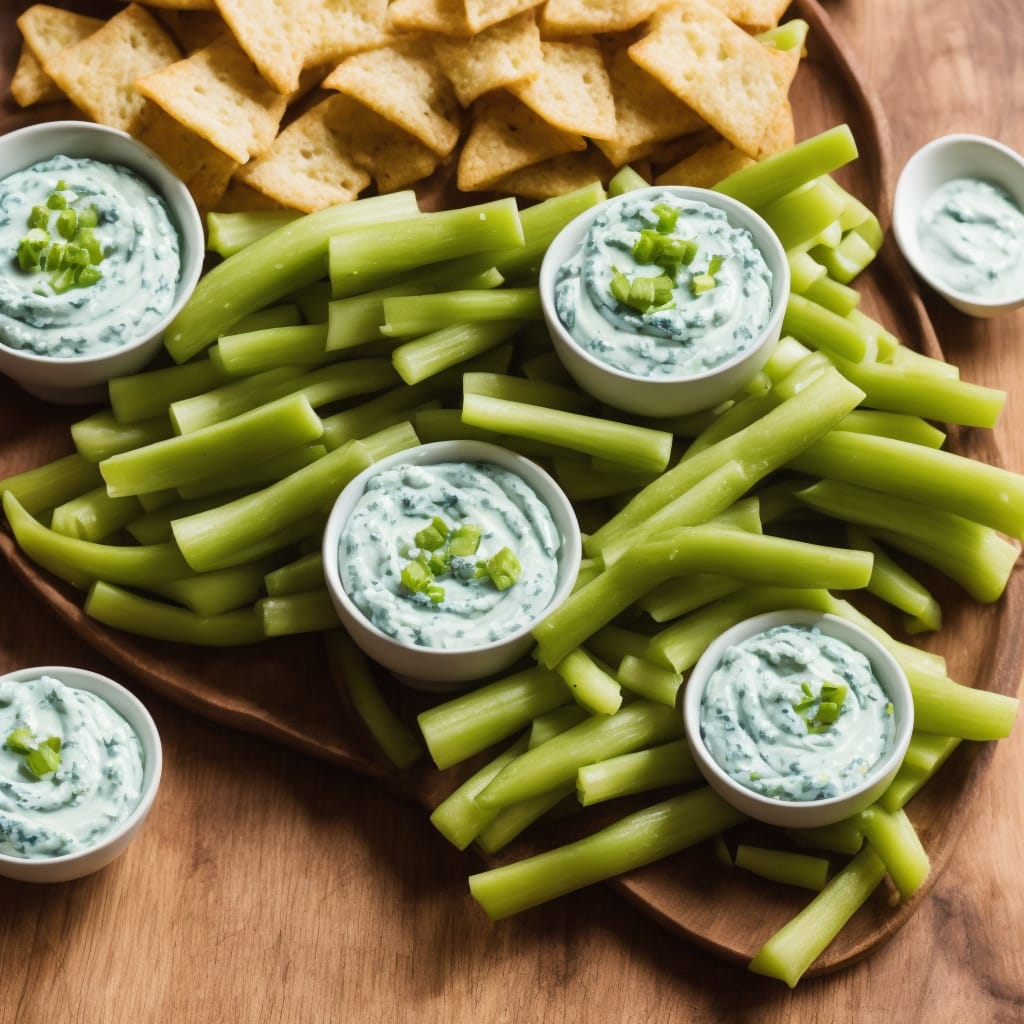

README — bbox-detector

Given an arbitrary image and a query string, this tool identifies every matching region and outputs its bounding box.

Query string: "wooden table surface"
[1,1,1022,1021]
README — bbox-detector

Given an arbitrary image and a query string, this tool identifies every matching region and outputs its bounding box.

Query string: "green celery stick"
[225,303,304,335]
[84,581,263,646]
[167,191,420,362]
[206,209,301,257]
[469,787,745,919]
[71,411,173,462]
[475,782,577,856]
[858,805,930,899]
[801,273,861,317]
[788,251,827,293]
[554,647,623,715]
[734,845,830,891]
[176,444,327,501]
[108,358,230,424]
[614,655,683,707]
[787,820,865,856]
[903,666,1018,740]
[382,287,541,337]
[258,590,339,636]
[576,739,698,806]
[392,320,525,385]
[0,453,102,517]
[464,371,596,414]
[169,366,306,434]
[832,410,946,448]
[879,734,961,812]
[748,846,887,988]
[50,486,141,542]
[213,323,332,375]
[150,560,272,617]
[758,177,846,252]
[263,551,324,597]
[638,575,745,624]
[608,165,651,196]
[782,293,870,363]
[100,393,324,497]
[528,706,590,748]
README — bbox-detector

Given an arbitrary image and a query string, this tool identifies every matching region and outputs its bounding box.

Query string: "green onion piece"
[426,583,445,603]
[28,205,49,230]
[415,522,447,551]
[16,238,42,271]
[819,682,847,704]
[652,203,679,233]
[46,191,67,210]
[56,207,78,239]
[5,728,35,754]
[610,271,631,304]
[690,272,716,296]
[655,236,697,268]
[77,265,102,287]
[486,546,521,590]
[24,743,61,777]
[707,254,725,275]
[401,560,433,593]
[42,735,62,753]
[78,205,99,229]
[814,701,840,724]
[632,229,661,263]
[449,523,481,556]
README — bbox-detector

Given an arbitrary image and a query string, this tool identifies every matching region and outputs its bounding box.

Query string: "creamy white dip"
[338,461,562,649]
[0,674,145,859]
[0,155,181,358]
[554,190,773,379]
[699,624,896,802]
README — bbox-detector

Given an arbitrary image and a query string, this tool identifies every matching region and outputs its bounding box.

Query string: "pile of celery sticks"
[2,124,1021,987]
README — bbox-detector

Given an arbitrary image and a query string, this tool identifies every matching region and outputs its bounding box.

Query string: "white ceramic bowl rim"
[539,184,791,387]
[0,120,204,370]
[0,665,162,869]
[682,609,915,822]
[322,440,583,661]
[892,132,1024,311]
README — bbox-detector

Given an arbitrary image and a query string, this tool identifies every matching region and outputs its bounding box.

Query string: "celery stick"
[829,353,1005,428]
[735,845,830,891]
[206,208,301,257]
[790,431,1024,539]
[475,782,577,856]
[761,335,813,383]
[430,735,529,850]
[258,590,338,636]
[615,655,683,707]
[50,486,141,542]
[553,459,659,501]
[787,820,865,856]
[474,700,685,810]
[263,551,324,597]
[71,411,173,462]
[382,288,541,338]
[782,293,870,363]
[845,525,941,633]
[462,393,673,474]
[84,581,263,646]
[888,344,960,379]
[802,273,861,317]
[714,125,858,209]
[758,178,846,252]
[576,739,698,806]
[528,706,590,749]
[0,453,102,517]
[213,323,332,375]
[176,444,326,501]
[680,390,781,461]
[833,410,946,449]
[904,666,1018,740]
[226,303,304,335]
[3,492,192,589]
[645,585,834,673]
[811,230,877,283]
[168,366,306,434]
[608,165,651,196]
[291,280,332,322]
[329,199,524,298]
[584,367,864,556]
[392,320,525,385]
[463,371,595,414]
[788,251,827,294]
[554,647,623,715]
[748,846,886,988]
[880,734,961,812]
[520,349,575,385]
[638,575,745,623]
[469,787,745,919]
[796,479,1020,602]
[167,191,420,362]
[150,560,271,617]
[536,528,869,669]
[585,624,652,666]
[417,667,571,770]
[859,805,930,899]
[756,18,808,51]
[100,394,324,497]
[108,359,230,424]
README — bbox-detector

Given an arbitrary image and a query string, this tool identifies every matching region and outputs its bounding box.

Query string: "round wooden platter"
[1,0,1021,977]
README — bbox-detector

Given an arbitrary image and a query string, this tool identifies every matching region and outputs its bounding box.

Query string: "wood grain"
[0,0,1022,1020]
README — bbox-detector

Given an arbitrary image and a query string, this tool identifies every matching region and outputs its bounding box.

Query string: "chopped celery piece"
[206,209,302,257]
[576,739,698,806]
[554,647,623,715]
[734,845,830,891]
[858,804,930,899]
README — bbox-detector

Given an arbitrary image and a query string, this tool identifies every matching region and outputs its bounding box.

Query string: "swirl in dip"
[0,154,181,358]
[699,624,896,803]
[338,460,562,650]
[917,177,1024,300]
[0,674,146,859]
[554,189,773,379]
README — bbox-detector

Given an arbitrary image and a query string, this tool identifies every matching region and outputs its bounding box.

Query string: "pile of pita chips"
[8,0,805,214]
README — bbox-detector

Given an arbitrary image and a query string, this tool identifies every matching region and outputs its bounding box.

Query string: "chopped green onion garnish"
[28,205,49,230]
[401,560,433,593]
[426,583,445,603]
[56,207,78,240]
[24,743,61,777]
[448,523,481,557]
[414,522,447,551]
[46,191,67,210]
[485,546,522,591]
[814,701,840,724]
[78,205,99,229]
[632,228,662,263]
[652,203,680,233]
[5,727,35,754]
[77,265,103,287]
[707,254,725,275]
[690,272,716,296]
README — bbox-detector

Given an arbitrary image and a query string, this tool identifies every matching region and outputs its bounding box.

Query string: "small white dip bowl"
[322,440,582,691]
[539,184,789,418]
[682,609,914,829]
[0,120,204,404]
[0,665,162,883]
[892,133,1024,318]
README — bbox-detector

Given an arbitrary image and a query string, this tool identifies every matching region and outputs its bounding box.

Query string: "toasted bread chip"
[433,11,542,107]
[388,0,471,35]
[492,146,613,200]
[10,44,64,107]
[43,4,182,133]
[138,0,216,9]
[509,39,617,141]
[706,0,792,31]
[457,91,585,191]
[462,0,543,34]
[596,32,706,168]
[627,0,793,156]
[539,0,664,35]
[655,138,755,188]
[322,36,462,157]
[135,35,288,163]
[213,180,289,212]
[152,9,229,51]
[13,4,103,106]
[135,101,239,211]
[758,97,795,157]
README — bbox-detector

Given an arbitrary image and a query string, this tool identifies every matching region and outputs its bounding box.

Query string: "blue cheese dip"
[917,177,1024,299]
[699,624,896,802]
[0,674,145,859]
[0,155,181,358]
[338,460,562,649]
[554,190,773,379]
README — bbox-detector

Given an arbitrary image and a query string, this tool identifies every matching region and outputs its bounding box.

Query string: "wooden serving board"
[1,0,1021,977]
